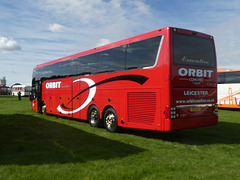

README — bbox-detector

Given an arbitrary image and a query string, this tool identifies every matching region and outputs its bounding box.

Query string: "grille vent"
[128,92,156,125]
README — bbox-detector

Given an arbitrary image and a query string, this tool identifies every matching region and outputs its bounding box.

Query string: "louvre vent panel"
[128,92,157,125]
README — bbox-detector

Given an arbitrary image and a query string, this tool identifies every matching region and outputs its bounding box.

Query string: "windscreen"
[173,32,216,68]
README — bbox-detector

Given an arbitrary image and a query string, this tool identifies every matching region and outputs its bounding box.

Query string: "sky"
[0,0,240,86]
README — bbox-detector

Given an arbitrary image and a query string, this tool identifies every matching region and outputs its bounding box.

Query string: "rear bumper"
[163,116,218,131]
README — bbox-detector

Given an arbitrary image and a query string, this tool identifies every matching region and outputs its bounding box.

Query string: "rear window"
[173,32,216,68]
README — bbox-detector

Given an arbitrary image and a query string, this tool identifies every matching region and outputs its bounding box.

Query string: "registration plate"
[190,107,201,112]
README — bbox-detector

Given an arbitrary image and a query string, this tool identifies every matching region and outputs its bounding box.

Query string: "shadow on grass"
[122,121,240,145]
[0,114,144,166]
[0,95,16,98]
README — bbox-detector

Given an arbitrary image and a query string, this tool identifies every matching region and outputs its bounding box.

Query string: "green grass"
[0,95,240,180]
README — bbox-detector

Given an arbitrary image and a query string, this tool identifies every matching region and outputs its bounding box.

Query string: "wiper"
[126,66,138,70]
[79,72,92,76]
[97,69,115,74]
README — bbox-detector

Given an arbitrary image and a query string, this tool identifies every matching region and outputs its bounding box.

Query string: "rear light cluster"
[213,104,218,115]
[165,104,218,119]
[170,107,178,119]
[165,106,178,119]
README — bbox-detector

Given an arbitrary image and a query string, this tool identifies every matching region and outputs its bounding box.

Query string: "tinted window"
[217,73,225,84]
[78,54,97,74]
[126,36,162,69]
[33,66,54,80]
[33,35,162,81]
[173,33,216,68]
[98,45,126,73]
[225,72,240,83]
[57,59,78,76]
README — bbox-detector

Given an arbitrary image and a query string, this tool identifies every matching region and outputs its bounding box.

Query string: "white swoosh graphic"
[57,78,96,114]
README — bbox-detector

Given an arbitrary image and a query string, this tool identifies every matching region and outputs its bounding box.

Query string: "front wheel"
[103,108,118,132]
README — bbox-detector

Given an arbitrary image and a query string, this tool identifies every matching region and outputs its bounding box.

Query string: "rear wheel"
[103,108,118,132]
[88,105,100,127]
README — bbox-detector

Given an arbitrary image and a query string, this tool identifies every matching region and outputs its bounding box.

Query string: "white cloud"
[38,0,157,50]
[0,36,21,51]
[42,0,106,24]
[96,38,111,47]
[40,0,154,29]
[48,23,66,32]
[130,1,150,15]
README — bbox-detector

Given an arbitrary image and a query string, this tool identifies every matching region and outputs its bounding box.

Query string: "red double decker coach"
[30,27,218,132]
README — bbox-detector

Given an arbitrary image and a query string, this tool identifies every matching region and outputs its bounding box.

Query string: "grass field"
[0,95,240,180]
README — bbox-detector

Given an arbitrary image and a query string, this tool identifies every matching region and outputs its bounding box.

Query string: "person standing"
[18,91,21,100]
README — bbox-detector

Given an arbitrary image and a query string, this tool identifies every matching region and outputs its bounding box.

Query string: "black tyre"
[103,107,118,132]
[88,105,100,127]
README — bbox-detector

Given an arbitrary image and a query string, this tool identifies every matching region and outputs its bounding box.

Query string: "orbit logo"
[178,68,213,78]
[46,81,61,89]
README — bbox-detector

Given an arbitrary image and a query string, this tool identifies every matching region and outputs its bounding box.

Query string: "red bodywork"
[32,27,218,131]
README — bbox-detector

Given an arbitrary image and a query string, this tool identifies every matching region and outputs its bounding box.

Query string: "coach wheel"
[88,105,100,127]
[103,107,118,132]
[41,103,47,115]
